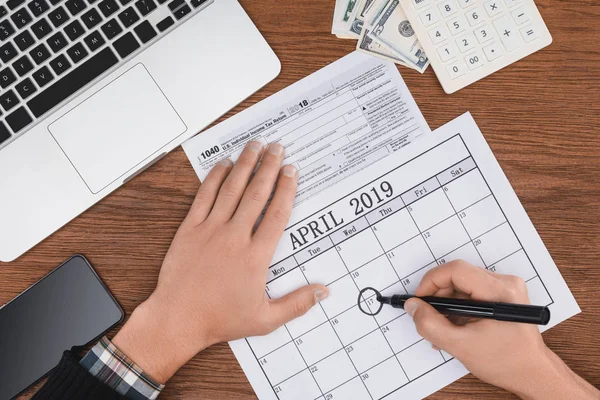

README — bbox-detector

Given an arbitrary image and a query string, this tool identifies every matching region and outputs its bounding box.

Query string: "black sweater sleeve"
[32,351,128,400]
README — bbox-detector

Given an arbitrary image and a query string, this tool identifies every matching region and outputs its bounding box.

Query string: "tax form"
[183,58,580,399]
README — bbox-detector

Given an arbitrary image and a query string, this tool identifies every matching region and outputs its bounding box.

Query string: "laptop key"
[191,0,206,7]
[12,55,34,76]
[32,65,54,87]
[0,68,17,88]
[84,29,105,51]
[118,6,139,27]
[0,90,18,111]
[30,43,51,64]
[98,0,118,17]
[65,0,87,16]
[113,31,139,57]
[135,0,156,16]
[66,41,88,63]
[31,18,52,39]
[133,20,156,43]
[64,19,85,40]
[28,47,118,117]
[47,31,68,52]
[15,77,36,99]
[119,0,133,4]
[7,0,27,10]
[0,19,17,40]
[167,0,183,11]
[6,106,32,133]
[49,0,62,4]
[0,42,18,62]
[173,4,190,19]
[28,0,50,17]
[0,122,10,145]
[49,53,70,75]
[82,8,102,28]
[0,6,7,18]
[156,16,173,32]
[14,30,35,51]
[48,6,69,28]
[11,7,33,28]
[101,18,122,39]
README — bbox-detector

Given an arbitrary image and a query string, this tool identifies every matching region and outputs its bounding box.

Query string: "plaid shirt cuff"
[80,336,165,400]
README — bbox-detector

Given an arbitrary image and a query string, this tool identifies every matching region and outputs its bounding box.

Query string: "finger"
[185,158,233,225]
[405,298,464,354]
[414,260,514,302]
[253,165,298,251]
[267,285,329,330]
[234,143,285,226]
[208,141,264,222]
[486,271,530,303]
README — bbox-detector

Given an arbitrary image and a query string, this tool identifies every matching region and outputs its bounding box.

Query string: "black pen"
[377,294,550,325]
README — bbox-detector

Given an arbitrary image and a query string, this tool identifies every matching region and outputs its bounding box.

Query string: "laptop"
[0,0,281,262]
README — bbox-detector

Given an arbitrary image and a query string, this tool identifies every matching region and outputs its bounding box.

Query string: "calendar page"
[224,113,580,400]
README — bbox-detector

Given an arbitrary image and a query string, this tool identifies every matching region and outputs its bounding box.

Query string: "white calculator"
[400,0,552,93]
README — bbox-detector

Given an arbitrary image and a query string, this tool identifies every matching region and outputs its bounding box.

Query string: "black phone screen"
[0,255,124,399]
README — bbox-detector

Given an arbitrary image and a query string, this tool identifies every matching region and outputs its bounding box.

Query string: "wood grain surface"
[3,0,600,398]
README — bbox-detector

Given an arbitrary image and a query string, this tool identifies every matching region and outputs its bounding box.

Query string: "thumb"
[405,298,464,353]
[268,284,329,328]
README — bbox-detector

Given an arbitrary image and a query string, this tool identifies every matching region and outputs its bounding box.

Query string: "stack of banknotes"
[332,0,430,73]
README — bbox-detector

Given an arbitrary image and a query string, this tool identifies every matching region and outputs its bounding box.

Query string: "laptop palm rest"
[48,63,187,194]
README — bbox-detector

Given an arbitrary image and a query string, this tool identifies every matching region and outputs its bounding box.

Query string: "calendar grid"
[246,134,554,400]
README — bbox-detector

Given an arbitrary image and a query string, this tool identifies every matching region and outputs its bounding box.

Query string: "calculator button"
[465,50,485,70]
[474,24,493,43]
[455,33,476,53]
[412,0,431,10]
[520,25,538,42]
[420,8,440,27]
[466,6,484,26]
[493,15,521,51]
[438,0,457,18]
[511,7,530,25]
[446,59,467,79]
[483,0,503,17]
[447,15,467,35]
[503,0,521,8]
[483,42,503,60]
[437,42,457,61]
[428,24,449,45]
[458,0,474,8]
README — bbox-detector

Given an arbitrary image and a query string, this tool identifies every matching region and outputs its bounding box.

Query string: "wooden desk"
[4,0,599,398]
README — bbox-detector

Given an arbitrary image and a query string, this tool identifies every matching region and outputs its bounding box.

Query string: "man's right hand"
[404,261,599,400]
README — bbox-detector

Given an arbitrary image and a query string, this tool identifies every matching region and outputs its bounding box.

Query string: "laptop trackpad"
[49,64,187,193]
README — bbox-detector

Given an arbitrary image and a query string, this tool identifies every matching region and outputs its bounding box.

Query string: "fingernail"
[246,141,263,154]
[404,300,418,317]
[282,164,297,178]
[314,288,329,303]
[268,143,284,157]
[218,158,233,167]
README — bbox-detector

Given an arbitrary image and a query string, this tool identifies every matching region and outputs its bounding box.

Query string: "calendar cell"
[321,275,360,318]
[297,322,342,366]
[247,325,291,359]
[373,282,407,325]
[460,195,505,238]
[396,340,445,380]
[275,369,322,400]
[372,207,420,251]
[441,350,453,361]
[526,276,552,306]
[324,376,371,400]
[336,229,384,271]
[311,349,358,393]
[388,235,435,279]
[347,330,395,373]
[489,249,536,281]
[408,188,455,231]
[474,222,521,266]
[443,169,491,211]
[402,262,438,294]
[381,313,422,353]
[261,342,307,385]
[332,305,378,345]
[267,267,307,299]
[440,242,485,267]
[286,301,329,338]
[423,215,470,258]
[352,255,399,293]
[302,247,348,286]
[362,357,408,399]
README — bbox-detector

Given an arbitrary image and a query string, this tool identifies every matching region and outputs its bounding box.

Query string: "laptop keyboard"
[0,0,212,148]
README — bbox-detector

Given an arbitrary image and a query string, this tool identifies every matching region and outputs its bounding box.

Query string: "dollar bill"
[342,0,359,23]
[332,0,356,38]
[369,0,429,73]
[357,27,411,67]
[347,0,377,36]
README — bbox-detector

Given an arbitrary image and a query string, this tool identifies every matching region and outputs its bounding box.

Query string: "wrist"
[112,297,211,383]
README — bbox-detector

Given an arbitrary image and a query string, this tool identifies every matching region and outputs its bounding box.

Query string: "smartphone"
[0,255,124,399]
